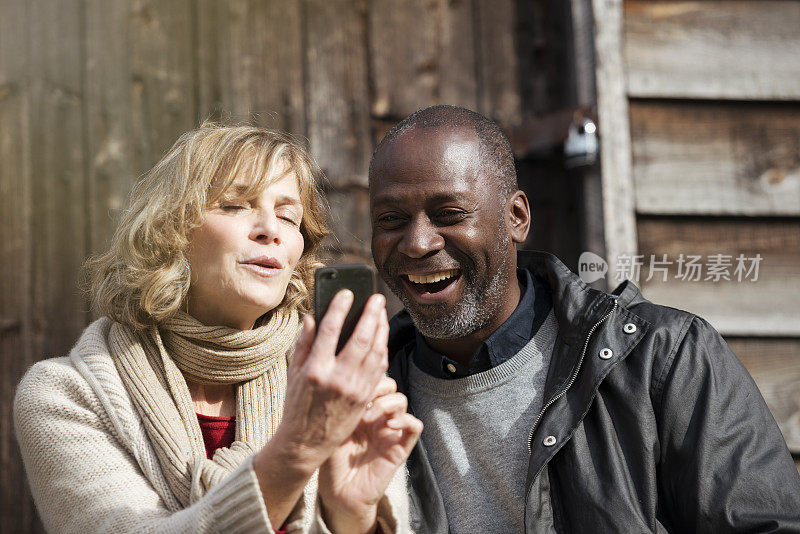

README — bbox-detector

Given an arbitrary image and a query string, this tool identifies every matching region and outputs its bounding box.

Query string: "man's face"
[370,126,516,339]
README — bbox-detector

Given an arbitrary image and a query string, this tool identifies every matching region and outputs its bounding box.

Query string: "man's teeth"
[407,269,459,284]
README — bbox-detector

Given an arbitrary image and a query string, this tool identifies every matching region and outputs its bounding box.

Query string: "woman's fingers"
[338,293,385,366]
[309,289,353,362]
[363,307,389,374]
[371,376,397,399]
[386,414,424,454]
[289,315,316,369]
[364,392,408,421]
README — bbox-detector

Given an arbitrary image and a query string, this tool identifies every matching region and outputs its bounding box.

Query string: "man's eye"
[436,209,465,222]
[377,214,405,227]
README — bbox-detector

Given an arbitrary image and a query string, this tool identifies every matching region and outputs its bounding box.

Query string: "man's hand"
[318,375,423,533]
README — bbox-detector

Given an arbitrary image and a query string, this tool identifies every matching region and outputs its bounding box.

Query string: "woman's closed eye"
[278,214,301,226]
[219,200,251,212]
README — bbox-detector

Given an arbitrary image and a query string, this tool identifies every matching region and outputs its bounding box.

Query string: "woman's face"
[186,163,305,329]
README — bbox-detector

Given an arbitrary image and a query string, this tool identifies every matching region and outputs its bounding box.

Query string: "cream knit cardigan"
[14,318,409,533]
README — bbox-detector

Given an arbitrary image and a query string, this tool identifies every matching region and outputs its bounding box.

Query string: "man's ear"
[506,190,530,244]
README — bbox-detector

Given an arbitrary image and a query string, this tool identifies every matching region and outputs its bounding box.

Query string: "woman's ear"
[506,191,531,244]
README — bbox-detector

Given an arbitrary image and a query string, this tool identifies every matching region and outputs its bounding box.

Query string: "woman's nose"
[396,216,444,258]
[249,209,281,245]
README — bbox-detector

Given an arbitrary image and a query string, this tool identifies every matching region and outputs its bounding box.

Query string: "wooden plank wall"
[618,1,800,470]
[0,1,524,530]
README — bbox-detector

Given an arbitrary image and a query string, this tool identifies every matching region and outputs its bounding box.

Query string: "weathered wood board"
[369,0,521,125]
[630,101,800,216]
[475,0,521,126]
[728,337,800,454]
[593,0,639,275]
[305,0,372,187]
[85,0,195,258]
[28,0,89,361]
[637,217,800,336]
[0,2,38,531]
[323,186,372,259]
[624,1,800,100]
[369,0,478,120]
[196,0,305,133]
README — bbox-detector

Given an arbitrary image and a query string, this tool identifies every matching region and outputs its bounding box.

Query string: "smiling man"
[369,105,800,533]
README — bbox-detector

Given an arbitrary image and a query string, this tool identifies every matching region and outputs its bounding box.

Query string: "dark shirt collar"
[413,268,550,379]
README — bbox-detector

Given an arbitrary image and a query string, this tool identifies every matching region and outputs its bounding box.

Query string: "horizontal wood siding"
[728,337,800,454]
[616,0,800,468]
[630,101,800,216]
[637,217,800,337]
[625,1,800,100]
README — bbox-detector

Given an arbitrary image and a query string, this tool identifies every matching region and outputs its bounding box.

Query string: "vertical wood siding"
[0,1,525,529]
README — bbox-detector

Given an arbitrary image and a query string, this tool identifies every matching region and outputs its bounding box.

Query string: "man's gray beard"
[391,233,513,340]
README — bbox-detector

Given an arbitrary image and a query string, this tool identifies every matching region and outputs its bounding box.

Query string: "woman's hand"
[253,290,390,527]
[318,375,423,533]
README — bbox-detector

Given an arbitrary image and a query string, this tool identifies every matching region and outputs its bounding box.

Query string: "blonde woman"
[14,124,421,533]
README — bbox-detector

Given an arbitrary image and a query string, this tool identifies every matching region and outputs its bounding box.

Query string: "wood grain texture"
[369,0,479,120]
[728,337,800,454]
[630,101,800,216]
[475,0,521,126]
[637,217,800,336]
[305,0,372,187]
[196,0,305,133]
[324,186,372,259]
[369,0,441,118]
[0,1,40,530]
[592,0,638,281]
[85,0,195,256]
[28,0,89,360]
[624,1,800,100]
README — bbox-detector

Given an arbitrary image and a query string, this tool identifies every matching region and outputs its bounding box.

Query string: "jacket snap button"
[623,323,637,334]
[599,348,613,360]
[446,363,457,373]
[543,435,557,447]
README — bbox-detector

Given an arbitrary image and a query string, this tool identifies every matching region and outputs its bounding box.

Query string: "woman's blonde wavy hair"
[85,123,329,330]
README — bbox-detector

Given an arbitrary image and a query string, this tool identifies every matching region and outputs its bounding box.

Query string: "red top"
[196,413,236,459]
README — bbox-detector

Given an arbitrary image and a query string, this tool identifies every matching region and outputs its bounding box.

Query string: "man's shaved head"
[369,105,518,200]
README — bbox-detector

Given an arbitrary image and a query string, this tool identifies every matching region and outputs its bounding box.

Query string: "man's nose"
[397,216,444,258]
[249,209,281,245]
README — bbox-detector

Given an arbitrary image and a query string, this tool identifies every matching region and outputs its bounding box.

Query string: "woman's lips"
[244,256,282,268]
[241,256,282,277]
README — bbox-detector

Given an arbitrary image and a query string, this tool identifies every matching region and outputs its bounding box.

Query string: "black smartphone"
[314,265,377,354]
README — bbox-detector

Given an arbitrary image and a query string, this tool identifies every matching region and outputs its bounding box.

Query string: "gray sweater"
[408,310,558,533]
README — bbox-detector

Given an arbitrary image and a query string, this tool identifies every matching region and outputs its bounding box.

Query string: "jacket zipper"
[527,300,618,453]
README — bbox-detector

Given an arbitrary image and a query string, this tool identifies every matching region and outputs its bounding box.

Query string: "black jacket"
[388,251,800,533]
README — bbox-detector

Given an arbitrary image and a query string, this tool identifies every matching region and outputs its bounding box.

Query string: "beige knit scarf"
[109,308,300,507]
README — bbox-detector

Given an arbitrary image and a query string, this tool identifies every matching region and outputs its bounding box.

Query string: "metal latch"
[563,117,598,168]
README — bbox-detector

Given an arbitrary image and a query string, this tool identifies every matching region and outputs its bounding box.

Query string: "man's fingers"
[310,289,353,360]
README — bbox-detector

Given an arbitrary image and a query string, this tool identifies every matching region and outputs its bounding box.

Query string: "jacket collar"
[388,250,620,379]
[386,251,652,531]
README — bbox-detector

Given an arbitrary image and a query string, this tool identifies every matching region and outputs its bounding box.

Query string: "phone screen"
[314,265,376,353]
